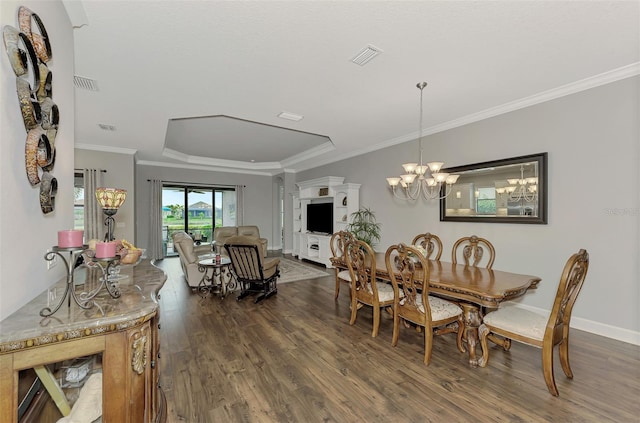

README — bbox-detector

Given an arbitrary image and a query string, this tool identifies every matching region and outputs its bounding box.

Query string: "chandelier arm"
[422,182,437,200]
[390,185,419,201]
[430,182,453,200]
[407,181,422,200]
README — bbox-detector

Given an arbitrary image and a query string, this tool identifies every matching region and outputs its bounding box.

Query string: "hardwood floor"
[155,257,640,422]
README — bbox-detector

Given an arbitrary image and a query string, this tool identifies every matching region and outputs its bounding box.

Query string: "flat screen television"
[306,202,333,234]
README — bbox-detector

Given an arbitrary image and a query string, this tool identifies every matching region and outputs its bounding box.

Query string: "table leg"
[460,303,483,367]
[215,267,225,299]
[198,266,213,298]
[225,265,237,293]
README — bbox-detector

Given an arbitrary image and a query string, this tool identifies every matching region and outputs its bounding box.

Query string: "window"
[475,187,496,215]
[162,185,236,256]
[74,172,85,230]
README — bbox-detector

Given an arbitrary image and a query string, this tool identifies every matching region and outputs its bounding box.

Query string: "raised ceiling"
[68,1,639,175]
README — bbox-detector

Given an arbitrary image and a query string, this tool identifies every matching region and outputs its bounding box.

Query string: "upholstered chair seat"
[336,270,351,282]
[482,305,548,342]
[414,295,466,321]
[367,282,395,302]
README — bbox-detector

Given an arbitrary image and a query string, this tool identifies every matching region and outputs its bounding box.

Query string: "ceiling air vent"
[350,44,383,66]
[277,111,303,121]
[98,123,116,131]
[74,75,99,91]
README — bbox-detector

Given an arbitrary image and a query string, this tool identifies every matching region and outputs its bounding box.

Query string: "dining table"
[373,252,541,367]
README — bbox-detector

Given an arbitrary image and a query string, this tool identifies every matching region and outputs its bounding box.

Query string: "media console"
[292,177,360,267]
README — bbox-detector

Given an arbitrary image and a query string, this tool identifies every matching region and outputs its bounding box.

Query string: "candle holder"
[84,256,123,299]
[40,246,121,317]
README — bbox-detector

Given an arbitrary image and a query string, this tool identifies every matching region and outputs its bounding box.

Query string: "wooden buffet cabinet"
[0,260,167,422]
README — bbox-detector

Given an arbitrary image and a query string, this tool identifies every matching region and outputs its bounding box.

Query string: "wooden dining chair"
[329,230,356,300]
[411,232,443,260]
[385,243,465,365]
[451,235,496,269]
[345,239,394,337]
[478,249,589,396]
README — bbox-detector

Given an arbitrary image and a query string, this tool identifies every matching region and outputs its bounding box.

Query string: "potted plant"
[347,206,382,247]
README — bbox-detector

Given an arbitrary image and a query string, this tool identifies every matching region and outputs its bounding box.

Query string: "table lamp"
[95,187,127,241]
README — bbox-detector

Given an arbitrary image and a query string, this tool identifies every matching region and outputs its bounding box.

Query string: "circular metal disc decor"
[39,172,57,214]
[3,6,58,214]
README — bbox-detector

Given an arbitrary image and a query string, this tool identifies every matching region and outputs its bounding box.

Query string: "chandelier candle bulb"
[58,230,84,248]
[95,241,116,258]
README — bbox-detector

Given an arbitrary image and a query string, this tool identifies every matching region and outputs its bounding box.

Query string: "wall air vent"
[98,123,116,131]
[74,75,99,91]
[350,44,383,66]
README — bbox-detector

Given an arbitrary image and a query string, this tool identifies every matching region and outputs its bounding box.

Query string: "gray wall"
[282,171,297,253]
[0,0,74,320]
[74,149,136,243]
[297,76,640,343]
[135,165,274,252]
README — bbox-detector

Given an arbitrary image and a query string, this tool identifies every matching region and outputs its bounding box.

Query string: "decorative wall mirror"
[440,153,548,224]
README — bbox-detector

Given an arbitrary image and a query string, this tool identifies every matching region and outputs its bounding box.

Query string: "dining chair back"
[345,239,394,337]
[385,243,464,365]
[411,232,443,260]
[478,249,590,396]
[451,235,496,269]
[329,230,356,300]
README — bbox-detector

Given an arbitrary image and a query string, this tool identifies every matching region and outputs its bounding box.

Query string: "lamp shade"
[95,187,127,210]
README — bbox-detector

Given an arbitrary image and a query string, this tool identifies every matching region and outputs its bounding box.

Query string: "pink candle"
[95,241,116,258]
[58,230,84,248]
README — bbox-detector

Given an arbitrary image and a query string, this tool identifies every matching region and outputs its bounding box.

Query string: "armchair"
[213,225,268,258]
[224,235,280,303]
[172,231,213,288]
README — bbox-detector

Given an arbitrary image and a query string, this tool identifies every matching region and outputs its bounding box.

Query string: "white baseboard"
[514,303,640,346]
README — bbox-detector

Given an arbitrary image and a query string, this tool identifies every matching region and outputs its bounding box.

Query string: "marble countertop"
[0,259,167,354]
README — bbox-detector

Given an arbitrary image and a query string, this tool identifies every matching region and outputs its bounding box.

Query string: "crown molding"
[136,160,274,176]
[75,143,137,155]
[309,63,640,171]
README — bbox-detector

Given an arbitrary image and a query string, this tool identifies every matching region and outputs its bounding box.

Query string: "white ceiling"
[68,1,639,175]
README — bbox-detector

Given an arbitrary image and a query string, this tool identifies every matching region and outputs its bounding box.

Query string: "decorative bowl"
[120,249,145,265]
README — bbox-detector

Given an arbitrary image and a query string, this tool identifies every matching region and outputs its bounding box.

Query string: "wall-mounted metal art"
[3,5,58,214]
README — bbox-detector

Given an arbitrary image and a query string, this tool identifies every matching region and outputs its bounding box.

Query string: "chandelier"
[386,82,459,201]
[495,164,538,202]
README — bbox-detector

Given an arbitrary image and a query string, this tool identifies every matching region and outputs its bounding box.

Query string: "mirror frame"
[439,152,548,224]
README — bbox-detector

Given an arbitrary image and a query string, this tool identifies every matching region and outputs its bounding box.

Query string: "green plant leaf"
[346,206,381,247]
